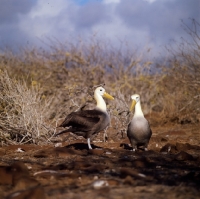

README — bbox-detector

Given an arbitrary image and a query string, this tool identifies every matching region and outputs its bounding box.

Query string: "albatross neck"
[94,93,107,112]
[134,101,144,117]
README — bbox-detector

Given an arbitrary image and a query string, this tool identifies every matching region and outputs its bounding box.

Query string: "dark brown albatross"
[55,86,114,149]
[127,94,152,151]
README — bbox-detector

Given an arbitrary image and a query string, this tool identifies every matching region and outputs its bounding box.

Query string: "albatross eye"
[100,89,102,91]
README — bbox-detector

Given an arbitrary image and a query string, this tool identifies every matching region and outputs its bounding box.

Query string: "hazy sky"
[0,0,199,58]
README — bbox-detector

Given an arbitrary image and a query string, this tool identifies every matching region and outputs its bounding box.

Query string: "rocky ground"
[0,121,200,199]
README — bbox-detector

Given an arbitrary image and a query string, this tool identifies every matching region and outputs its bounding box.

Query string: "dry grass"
[0,19,199,145]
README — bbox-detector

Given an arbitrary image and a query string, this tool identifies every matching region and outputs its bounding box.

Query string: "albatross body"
[56,87,114,149]
[127,94,152,151]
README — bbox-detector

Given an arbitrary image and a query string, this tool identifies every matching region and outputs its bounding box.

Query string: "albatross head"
[130,94,140,112]
[94,87,114,111]
[94,87,114,100]
[130,94,144,117]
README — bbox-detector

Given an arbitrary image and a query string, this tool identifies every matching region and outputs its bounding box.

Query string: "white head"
[131,94,140,102]
[94,87,114,100]
[94,87,114,111]
[130,94,140,112]
[95,87,105,97]
[130,94,145,117]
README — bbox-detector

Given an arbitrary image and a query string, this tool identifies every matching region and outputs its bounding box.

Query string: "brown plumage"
[55,87,114,149]
[127,94,152,151]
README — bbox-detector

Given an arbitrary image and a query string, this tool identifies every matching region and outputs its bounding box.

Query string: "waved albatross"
[55,86,114,149]
[127,94,152,151]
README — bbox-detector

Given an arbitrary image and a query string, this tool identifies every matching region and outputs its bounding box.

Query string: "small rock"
[160,143,177,154]
[16,148,25,153]
[92,180,109,189]
[54,143,62,147]
[123,175,135,185]
[175,151,194,161]
[176,143,191,151]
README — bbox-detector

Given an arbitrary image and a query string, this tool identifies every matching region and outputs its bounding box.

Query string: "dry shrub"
[0,70,55,145]
[160,19,200,123]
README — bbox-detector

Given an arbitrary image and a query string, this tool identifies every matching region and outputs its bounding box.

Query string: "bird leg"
[130,141,137,152]
[87,138,93,150]
[144,143,149,151]
[103,127,108,142]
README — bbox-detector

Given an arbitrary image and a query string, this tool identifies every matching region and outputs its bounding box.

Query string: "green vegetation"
[0,20,199,145]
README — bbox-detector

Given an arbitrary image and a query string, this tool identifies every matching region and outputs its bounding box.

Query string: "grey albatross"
[127,94,152,151]
[55,86,114,149]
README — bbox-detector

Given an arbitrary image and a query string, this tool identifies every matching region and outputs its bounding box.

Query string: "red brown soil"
[0,121,200,199]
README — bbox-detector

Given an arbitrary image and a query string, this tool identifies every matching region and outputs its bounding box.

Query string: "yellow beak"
[103,92,114,100]
[130,100,136,112]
